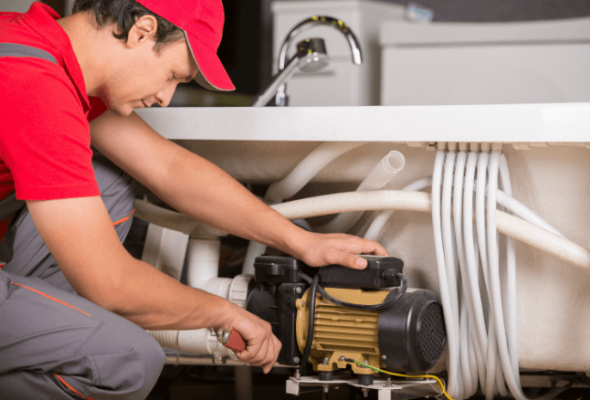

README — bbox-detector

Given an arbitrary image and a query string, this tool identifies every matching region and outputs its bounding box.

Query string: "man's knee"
[81,315,165,399]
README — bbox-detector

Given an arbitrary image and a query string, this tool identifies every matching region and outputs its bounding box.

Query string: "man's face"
[98,37,199,116]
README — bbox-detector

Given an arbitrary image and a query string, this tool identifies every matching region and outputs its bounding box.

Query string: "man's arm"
[26,197,280,372]
[90,111,388,269]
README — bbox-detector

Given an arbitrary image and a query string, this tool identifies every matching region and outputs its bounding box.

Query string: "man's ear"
[126,15,158,49]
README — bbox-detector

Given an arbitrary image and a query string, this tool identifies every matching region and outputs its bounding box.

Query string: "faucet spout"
[273,16,363,107]
[277,16,363,71]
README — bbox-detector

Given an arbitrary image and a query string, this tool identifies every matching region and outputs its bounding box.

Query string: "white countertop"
[135,103,590,143]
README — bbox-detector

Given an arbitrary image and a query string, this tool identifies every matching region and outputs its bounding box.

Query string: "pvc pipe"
[364,177,432,241]
[321,151,405,233]
[265,142,367,203]
[187,239,221,291]
[270,190,590,272]
[134,199,226,237]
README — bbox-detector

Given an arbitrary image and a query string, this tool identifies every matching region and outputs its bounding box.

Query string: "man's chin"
[109,104,134,117]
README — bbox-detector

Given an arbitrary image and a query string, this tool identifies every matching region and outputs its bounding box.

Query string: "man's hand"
[216,304,282,374]
[294,231,389,270]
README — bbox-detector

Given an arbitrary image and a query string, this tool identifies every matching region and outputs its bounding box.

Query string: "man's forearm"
[150,145,309,258]
[98,256,234,330]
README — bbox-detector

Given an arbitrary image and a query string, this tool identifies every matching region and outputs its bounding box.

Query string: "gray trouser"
[0,158,165,400]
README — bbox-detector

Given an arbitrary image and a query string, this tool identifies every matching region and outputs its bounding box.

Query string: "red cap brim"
[184,31,235,91]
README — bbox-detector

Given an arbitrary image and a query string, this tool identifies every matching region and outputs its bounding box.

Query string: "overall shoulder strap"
[0,42,57,65]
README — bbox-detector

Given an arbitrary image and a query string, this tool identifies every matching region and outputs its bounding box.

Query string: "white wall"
[0,0,36,12]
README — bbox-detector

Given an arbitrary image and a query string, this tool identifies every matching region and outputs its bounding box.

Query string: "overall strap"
[0,42,57,65]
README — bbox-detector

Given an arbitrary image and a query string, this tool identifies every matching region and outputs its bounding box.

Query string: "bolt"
[301,301,306,307]
[386,377,392,387]
[323,357,330,365]
[362,388,369,398]
[295,369,301,379]
[295,287,303,294]
[381,355,387,361]
[339,356,346,362]
[323,387,329,394]
[294,357,300,364]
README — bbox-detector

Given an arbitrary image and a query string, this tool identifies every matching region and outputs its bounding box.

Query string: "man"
[0,0,388,398]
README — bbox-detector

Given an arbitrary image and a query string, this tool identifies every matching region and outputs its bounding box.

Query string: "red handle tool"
[217,329,247,352]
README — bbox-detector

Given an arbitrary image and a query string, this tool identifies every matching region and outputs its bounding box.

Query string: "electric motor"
[246,255,446,378]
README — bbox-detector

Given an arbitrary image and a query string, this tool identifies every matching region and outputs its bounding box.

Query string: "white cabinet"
[379,18,590,106]
[272,0,404,106]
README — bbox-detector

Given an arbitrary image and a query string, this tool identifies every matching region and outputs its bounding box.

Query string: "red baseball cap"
[135,0,235,91]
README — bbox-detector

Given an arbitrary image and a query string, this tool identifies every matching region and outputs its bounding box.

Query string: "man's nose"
[155,82,178,108]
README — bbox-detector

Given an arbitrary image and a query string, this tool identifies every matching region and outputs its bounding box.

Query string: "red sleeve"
[0,58,100,200]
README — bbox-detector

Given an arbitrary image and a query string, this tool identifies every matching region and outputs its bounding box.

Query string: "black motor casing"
[378,289,446,373]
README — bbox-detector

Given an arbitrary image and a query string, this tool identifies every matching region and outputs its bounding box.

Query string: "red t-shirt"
[0,3,106,237]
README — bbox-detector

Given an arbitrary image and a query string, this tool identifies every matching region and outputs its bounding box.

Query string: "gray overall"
[0,44,165,400]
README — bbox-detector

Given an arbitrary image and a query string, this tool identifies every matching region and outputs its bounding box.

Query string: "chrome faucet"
[250,16,363,107]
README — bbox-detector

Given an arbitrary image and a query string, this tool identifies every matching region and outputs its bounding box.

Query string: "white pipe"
[270,190,590,272]
[363,174,560,242]
[496,190,564,238]
[134,199,226,237]
[243,142,367,274]
[463,152,489,394]
[487,151,527,400]
[431,152,461,398]
[442,151,463,399]
[242,241,268,276]
[454,151,477,398]
[320,151,405,233]
[187,239,221,290]
[364,177,432,241]
[265,142,367,203]
[499,154,520,388]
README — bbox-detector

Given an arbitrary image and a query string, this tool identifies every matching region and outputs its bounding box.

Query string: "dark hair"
[72,0,185,52]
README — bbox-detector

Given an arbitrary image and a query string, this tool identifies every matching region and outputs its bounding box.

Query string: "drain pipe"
[135,200,251,360]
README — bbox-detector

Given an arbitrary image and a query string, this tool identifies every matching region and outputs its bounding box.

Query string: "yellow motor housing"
[295,287,389,375]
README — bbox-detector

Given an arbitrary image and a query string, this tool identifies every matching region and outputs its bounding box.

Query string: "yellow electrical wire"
[351,360,454,400]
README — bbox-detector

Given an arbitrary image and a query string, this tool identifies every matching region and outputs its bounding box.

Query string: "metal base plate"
[286,374,441,400]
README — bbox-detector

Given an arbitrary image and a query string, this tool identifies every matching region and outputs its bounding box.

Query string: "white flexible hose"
[321,151,405,233]
[453,151,477,398]
[364,177,432,240]
[499,154,520,389]
[270,190,590,271]
[431,151,461,397]
[463,152,489,396]
[442,151,464,399]
[362,175,558,243]
[265,142,367,203]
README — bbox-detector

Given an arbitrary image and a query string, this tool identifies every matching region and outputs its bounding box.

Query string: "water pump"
[246,255,446,384]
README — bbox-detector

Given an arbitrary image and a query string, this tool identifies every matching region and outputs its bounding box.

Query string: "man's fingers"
[262,341,277,374]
